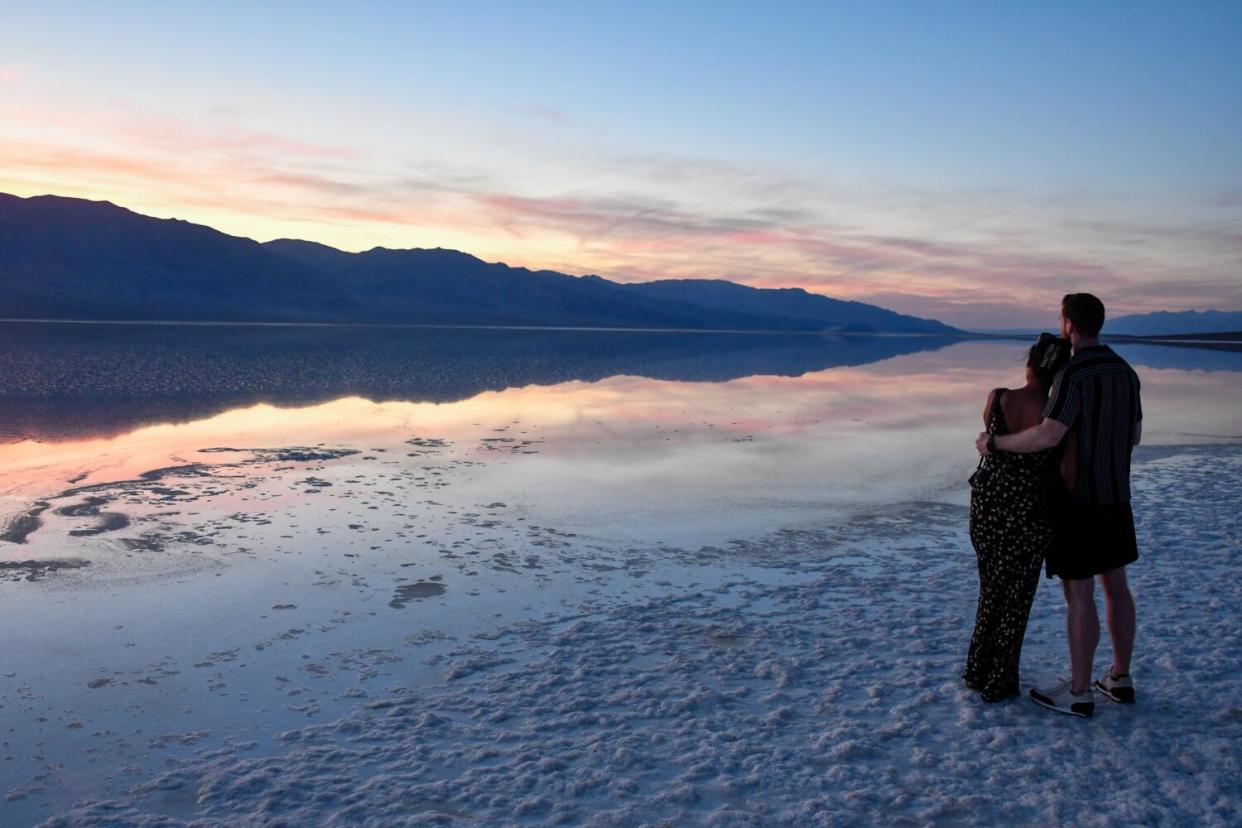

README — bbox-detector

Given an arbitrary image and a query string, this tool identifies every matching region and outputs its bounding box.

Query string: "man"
[975,293,1142,718]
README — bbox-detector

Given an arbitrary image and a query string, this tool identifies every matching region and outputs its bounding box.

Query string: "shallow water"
[2,326,1237,548]
[0,323,1239,823]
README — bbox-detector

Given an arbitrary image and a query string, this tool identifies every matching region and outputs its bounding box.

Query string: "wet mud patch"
[389,581,447,608]
[54,496,113,518]
[137,464,211,482]
[55,496,132,537]
[38,465,219,541]
[121,535,167,553]
[405,437,450,456]
[146,486,192,501]
[8,444,360,547]
[478,437,544,455]
[121,530,213,553]
[1,502,50,544]
[0,558,90,582]
[68,513,131,537]
[199,446,359,464]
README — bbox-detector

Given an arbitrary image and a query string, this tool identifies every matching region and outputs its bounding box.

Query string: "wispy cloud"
[1205,189,1242,208]
[74,100,357,161]
[2,88,1238,327]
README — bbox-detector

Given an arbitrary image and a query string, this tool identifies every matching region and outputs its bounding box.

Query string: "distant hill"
[1107,310,1242,337]
[0,193,959,334]
[608,278,948,337]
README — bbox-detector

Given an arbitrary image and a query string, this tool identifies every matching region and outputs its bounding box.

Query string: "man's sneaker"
[1029,680,1095,718]
[1094,671,1136,703]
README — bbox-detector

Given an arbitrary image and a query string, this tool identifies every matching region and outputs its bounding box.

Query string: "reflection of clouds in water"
[0,340,1236,515]
[0,324,954,443]
[1113,343,1242,374]
[2,330,1236,824]
[1120,366,1242,442]
[519,362,986,443]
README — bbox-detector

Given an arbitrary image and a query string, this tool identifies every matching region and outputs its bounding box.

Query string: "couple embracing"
[965,293,1142,718]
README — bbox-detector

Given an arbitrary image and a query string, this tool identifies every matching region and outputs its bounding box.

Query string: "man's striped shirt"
[1043,345,1142,505]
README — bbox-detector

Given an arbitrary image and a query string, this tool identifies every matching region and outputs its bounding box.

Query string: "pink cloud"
[114,113,357,160]
[472,189,1242,323]
[0,142,208,189]
[3,89,1238,326]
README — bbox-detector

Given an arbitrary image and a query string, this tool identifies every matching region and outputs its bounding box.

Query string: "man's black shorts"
[1046,500,1139,580]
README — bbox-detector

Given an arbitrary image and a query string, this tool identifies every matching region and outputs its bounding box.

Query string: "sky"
[2,1,1240,328]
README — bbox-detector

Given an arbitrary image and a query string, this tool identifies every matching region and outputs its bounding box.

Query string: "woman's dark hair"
[1062,293,1106,337]
[1027,332,1071,390]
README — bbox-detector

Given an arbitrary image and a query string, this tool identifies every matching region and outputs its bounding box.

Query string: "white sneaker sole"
[1029,689,1094,718]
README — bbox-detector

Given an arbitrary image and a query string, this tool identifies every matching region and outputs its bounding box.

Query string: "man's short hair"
[1062,293,1106,337]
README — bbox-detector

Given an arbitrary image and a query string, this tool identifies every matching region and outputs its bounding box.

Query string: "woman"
[964,333,1071,702]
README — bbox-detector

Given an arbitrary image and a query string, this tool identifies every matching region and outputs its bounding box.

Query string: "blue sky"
[2,1,1239,326]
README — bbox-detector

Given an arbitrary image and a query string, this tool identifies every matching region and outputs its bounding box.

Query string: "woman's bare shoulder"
[1001,387,1046,429]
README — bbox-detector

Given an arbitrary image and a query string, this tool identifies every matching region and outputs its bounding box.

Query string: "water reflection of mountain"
[1110,343,1242,373]
[0,323,958,443]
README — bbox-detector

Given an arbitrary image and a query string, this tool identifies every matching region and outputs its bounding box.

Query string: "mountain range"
[0,193,958,334]
[1105,310,1242,337]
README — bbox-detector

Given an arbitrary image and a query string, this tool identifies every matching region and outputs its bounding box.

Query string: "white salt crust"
[32,448,1242,826]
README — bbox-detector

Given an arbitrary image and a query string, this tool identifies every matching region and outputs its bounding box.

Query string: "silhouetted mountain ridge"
[1107,309,1242,337]
[0,193,959,333]
[616,278,933,332]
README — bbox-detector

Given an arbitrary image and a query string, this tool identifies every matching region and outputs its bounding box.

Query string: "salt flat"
[4,444,1237,826]
[2,338,1239,826]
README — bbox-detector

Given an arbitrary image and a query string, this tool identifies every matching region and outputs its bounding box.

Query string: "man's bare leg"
[1098,567,1135,676]
[1063,577,1099,694]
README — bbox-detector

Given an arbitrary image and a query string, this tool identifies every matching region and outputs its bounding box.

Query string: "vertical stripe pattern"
[1043,345,1142,505]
